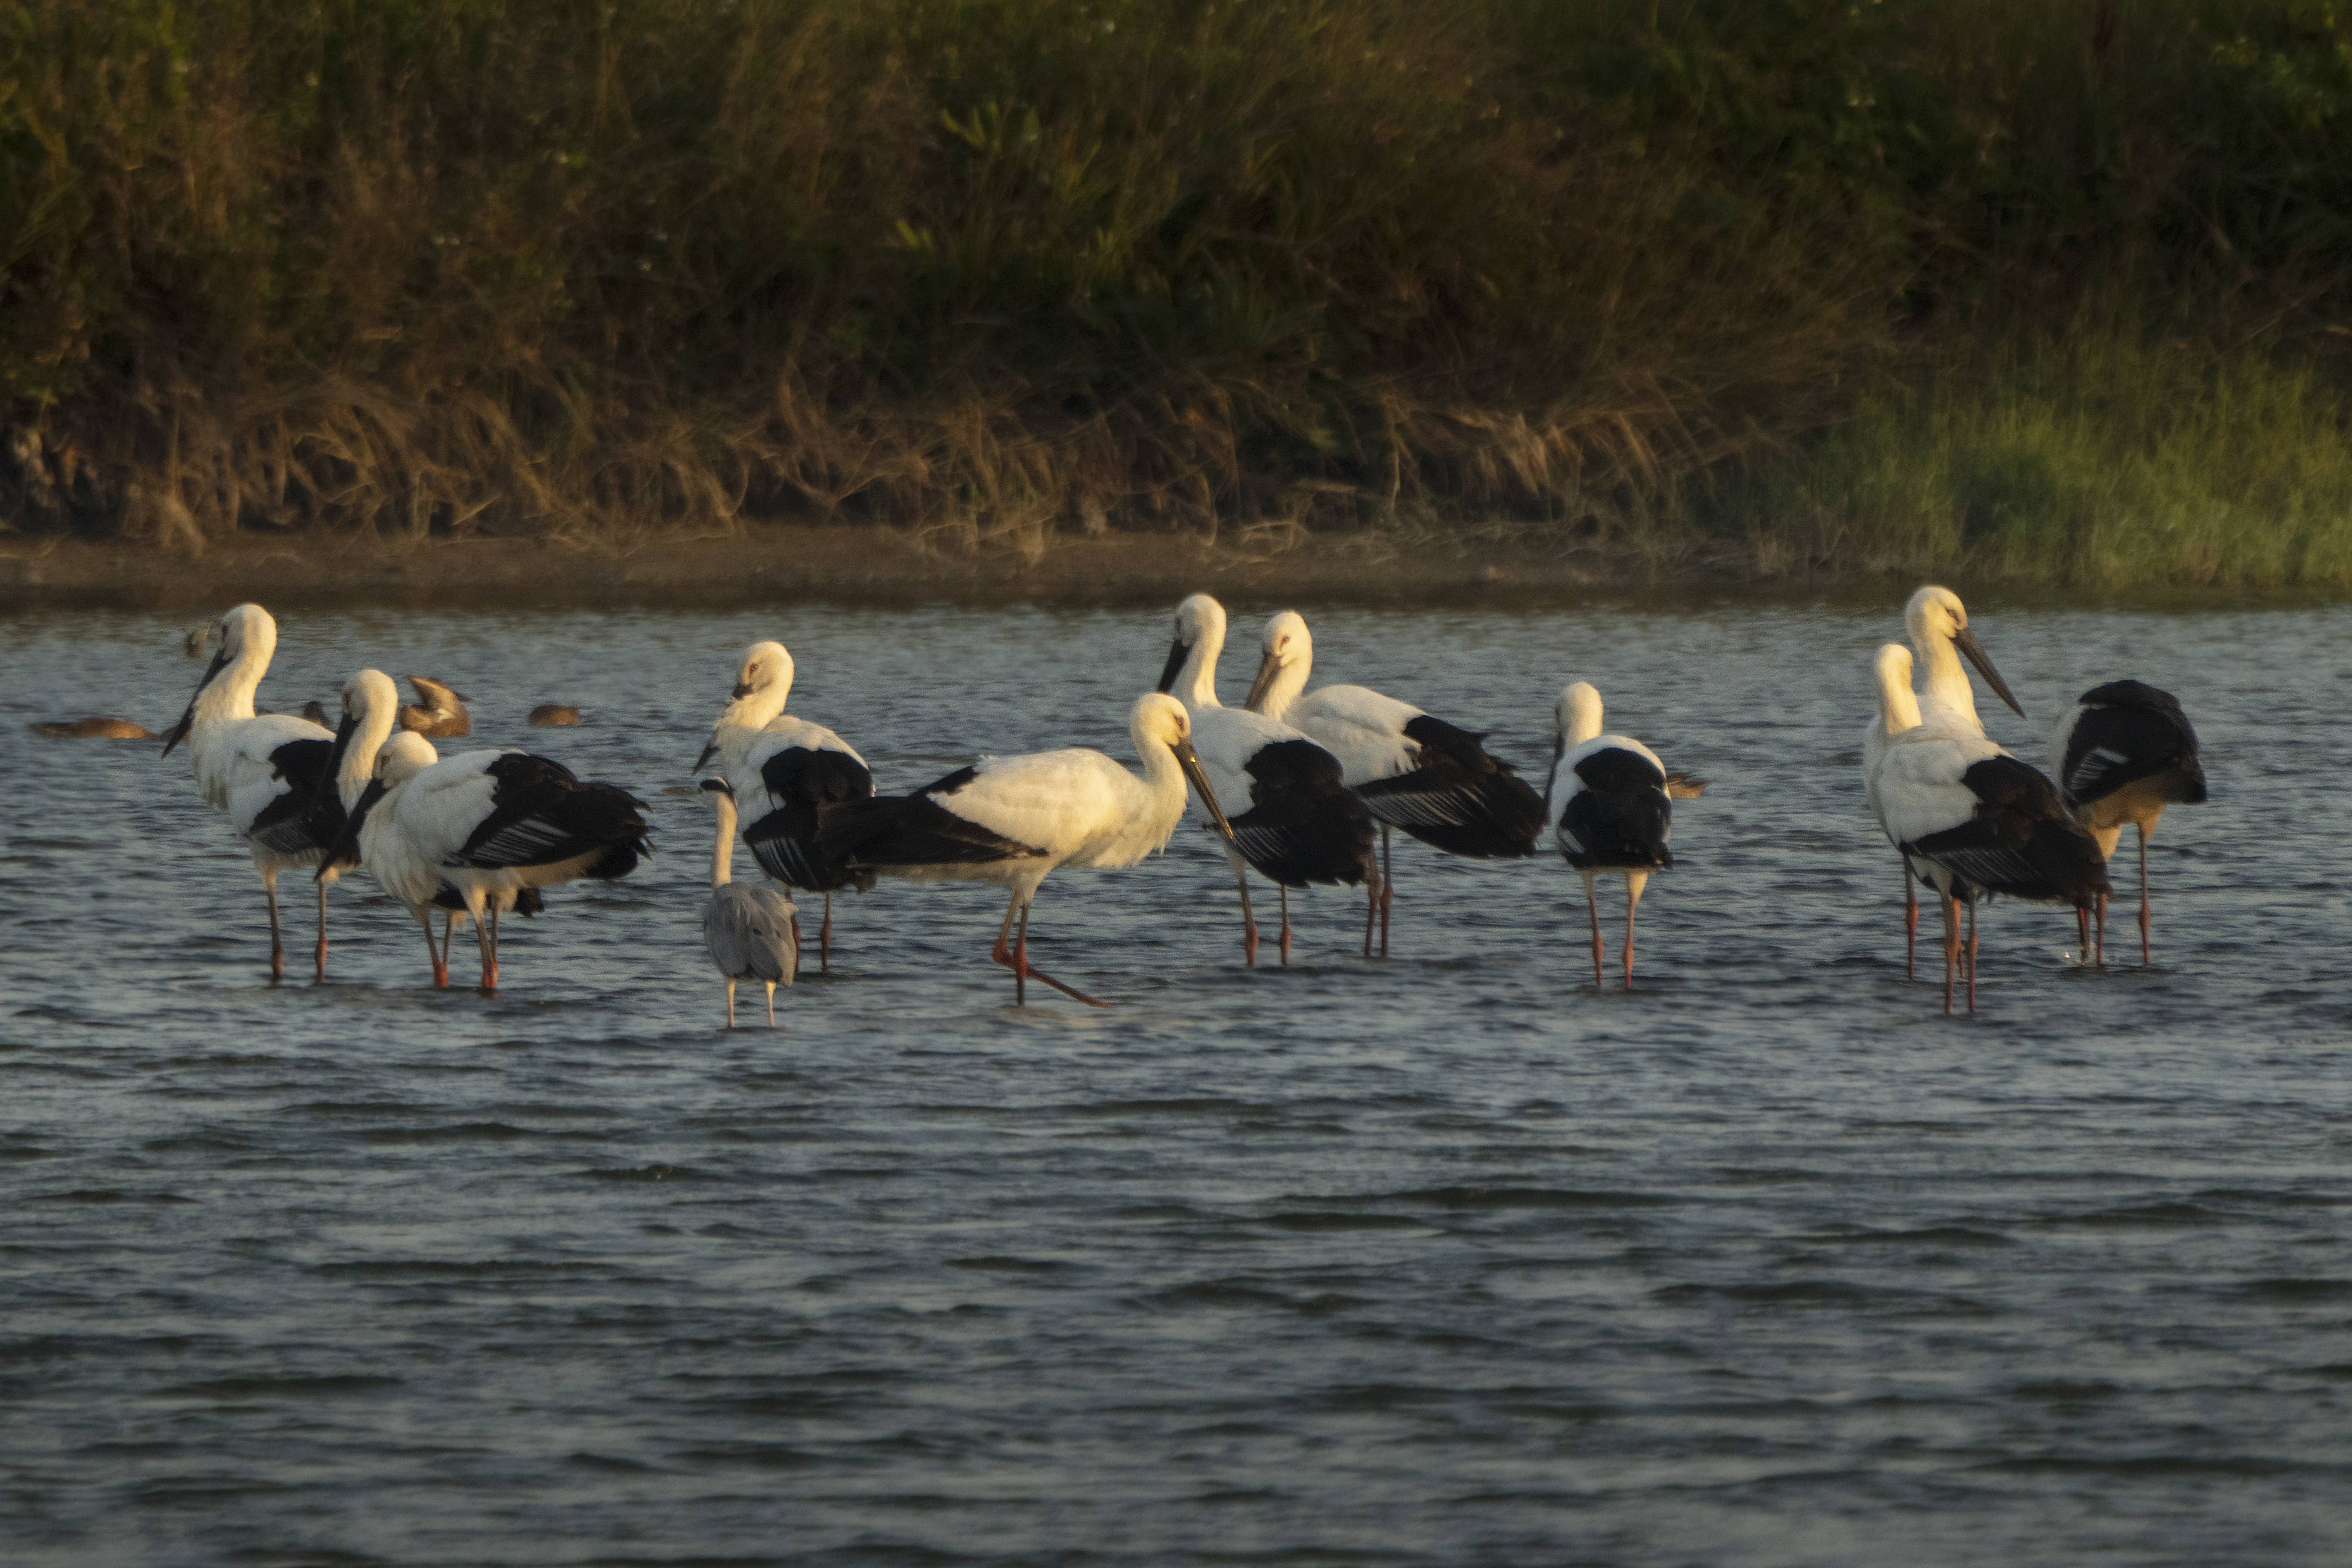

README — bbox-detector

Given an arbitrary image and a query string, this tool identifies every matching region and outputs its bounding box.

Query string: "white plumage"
[694,641,874,972]
[1544,682,1675,988]
[1155,594,1378,964]
[161,603,343,981]
[816,692,1236,1005]
[699,779,800,1026]
[1241,608,1545,954]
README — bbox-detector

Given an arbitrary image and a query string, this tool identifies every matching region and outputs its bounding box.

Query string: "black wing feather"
[248,738,347,855]
[1558,746,1673,872]
[743,746,878,891]
[450,754,651,878]
[1227,739,1377,888]
[1908,756,2109,907]
[2059,682,2206,810]
[1354,716,1544,857]
[818,765,1043,869]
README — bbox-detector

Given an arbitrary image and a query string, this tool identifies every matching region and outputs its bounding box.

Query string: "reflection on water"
[3,600,2351,1565]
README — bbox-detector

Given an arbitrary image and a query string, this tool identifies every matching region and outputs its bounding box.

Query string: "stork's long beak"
[730,680,753,700]
[1953,627,2025,718]
[1155,637,1191,697]
[1173,738,1237,845]
[161,646,229,756]
[691,736,719,774]
[316,778,385,878]
[1542,733,1565,809]
[321,707,361,803]
[1241,648,1281,714]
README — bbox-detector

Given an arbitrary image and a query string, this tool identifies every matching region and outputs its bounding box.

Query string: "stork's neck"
[709,686,789,778]
[1175,623,1225,708]
[1913,630,1979,728]
[194,634,273,730]
[1252,650,1310,720]
[1129,723,1194,850]
[339,698,398,811]
[1562,690,1604,749]
[709,794,738,888]
[1876,653,1923,736]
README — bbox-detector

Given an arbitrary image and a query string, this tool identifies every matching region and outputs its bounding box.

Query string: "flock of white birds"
[136,586,2205,1022]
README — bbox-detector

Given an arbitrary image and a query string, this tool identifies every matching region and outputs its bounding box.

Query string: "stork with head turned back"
[699,779,801,1026]
[2050,681,2207,964]
[1866,644,2108,1013]
[1242,609,1545,955]
[817,693,1237,1006]
[694,641,874,972]
[1546,682,1675,988]
[1156,594,1380,965]
[161,603,346,981]
[1864,586,2029,976]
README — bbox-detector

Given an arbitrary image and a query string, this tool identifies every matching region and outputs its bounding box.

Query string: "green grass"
[3,0,2352,585]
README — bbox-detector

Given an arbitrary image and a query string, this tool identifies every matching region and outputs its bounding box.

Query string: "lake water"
[3,599,2349,1566]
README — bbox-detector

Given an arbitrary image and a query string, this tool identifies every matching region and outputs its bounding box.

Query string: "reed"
[1,0,2349,582]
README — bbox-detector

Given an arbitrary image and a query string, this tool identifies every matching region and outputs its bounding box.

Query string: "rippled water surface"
[5,599,2351,1566]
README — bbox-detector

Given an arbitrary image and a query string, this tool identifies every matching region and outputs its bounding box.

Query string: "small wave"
[2234,1277,2352,1302]
[1373,1185,1678,1212]
[151,1374,401,1400]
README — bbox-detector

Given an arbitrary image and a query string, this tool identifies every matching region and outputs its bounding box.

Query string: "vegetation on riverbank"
[4,0,2352,586]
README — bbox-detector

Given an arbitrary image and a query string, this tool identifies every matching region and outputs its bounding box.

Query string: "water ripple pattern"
[3,602,2350,1566]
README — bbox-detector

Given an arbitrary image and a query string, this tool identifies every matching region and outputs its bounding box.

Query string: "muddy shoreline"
[0,530,2336,613]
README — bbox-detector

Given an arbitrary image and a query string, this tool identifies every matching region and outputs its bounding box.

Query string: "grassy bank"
[4,0,2352,586]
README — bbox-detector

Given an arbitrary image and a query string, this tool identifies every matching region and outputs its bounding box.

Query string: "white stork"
[1241,609,1545,955]
[699,779,801,1026]
[1546,682,1674,988]
[1866,644,2108,1013]
[2049,681,2207,964]
[1155,594,1380,965]
[816,693,1236,1006]
[693,641,873,972]
[318,733,652,993]
[1866,585,2030,974]
[161,603,345,982]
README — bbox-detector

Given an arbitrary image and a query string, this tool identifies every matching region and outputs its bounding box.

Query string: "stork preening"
[1865,644,2108,1013]
[319,732,651,992]
[816,693,1235,1006]
[700,779,801,1025]
[2050,681,2207,964]
[693,641,874,972]
[1546,682,1674,988]
[398,676,471,738]
[1243,609,1544,954]
[1866,585,2031,976]
[161,603,346,981]
[1156,595,1380,964]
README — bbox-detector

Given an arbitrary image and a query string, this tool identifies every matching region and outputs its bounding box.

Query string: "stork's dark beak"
[320,707,361,806]
[692,737,719,774]
[730,681,753,700]
[699,777,733,797]
[161,646,229,756]
[316,778,385,877]
[1173,738,1237,845]
[1543,733,1565,808]
[1954,627,2025,718]
[1155,637,1190,697]
[1242,648,1281,714]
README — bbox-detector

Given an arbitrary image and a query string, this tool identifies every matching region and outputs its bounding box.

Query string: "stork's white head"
[376,730,439,788]
[1902,583,2023,719]
[1242,609,1313,715]
[1553,681,1605,751]
[1156,595,1229,702]
[162,603,278,754]
[343,668,400,720]
[1129,690,1194,751]
[699,641,796,769]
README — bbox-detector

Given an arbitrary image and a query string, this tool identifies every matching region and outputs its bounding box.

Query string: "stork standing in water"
[318,731,651,993]
[2050,681,2207,963]
[1866,644,2108,1013]
[1546,682,1675,988]
[693,642,874,972]
[161,603,346,981]
[818,693,1236,1006]
[699,779,801,1026]
[1866,586,2029,976]
[1241,609,1544,954]
[1155,594,1380,964]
